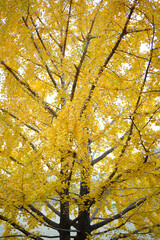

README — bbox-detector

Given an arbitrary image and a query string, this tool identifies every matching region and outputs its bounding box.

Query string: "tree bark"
[75,183,91,240]
[59,197,70,240]
[59,156,71,240]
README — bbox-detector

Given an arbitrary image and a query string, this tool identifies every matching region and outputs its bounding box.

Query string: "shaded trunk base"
[59,198,70,240]
[74,211,91,240]
[60,231,70,240]
[75,232,91,240]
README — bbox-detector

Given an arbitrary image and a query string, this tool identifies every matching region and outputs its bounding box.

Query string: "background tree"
[0,0,160,239]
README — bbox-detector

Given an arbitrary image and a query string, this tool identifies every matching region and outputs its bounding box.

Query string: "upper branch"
[62,0,73,57]
[1,61,57,118]
[70,35,91,101]
[29,17,59,91]
[0,108,40,133]
[133,16,155,114]
[70,0,103,101]
[91,130,129,166]
[142,106,160,130]
[80,0,138,115]
[99,1,138,74]
[91,147,116,166]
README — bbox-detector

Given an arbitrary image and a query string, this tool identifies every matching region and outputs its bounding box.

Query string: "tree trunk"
[75,182,91,240]
[75,210,91,240]
[59,196,70,240]
[59,157,71,240]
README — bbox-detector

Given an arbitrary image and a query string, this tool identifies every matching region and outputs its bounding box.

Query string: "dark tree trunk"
[59,194,70,240]
[59,156,71,240]
[75,182,91,240]
[75,210,91,240]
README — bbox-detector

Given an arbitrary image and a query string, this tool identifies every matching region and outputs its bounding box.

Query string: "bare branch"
[93,214,133,236]
[45,64,59,91]
[91,147,116,166]
[91,196,147,231]
[28,204,59,229]
[30,17,48,53]
[90,207,100,222]
[40,236,60,239]
[50,33,62,49]
[28,205,79,233]
[91,127,131,166]
[0,236,24,239]
[45,201,60,216]
[110,224,160,240]
[119,120,134,158]
[0,214,44,240]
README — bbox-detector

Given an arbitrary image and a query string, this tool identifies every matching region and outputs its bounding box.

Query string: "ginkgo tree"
[0,0,160,239]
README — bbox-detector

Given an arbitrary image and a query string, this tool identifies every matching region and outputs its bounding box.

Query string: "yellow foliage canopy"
[0,0,160,239]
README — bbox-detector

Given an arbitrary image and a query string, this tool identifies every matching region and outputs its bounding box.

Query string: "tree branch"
[132,16,155,114]
[9,156,24,166]
[62,0,72,57]
[81,0,138,115]
[126,27,152,34]
[110,224,160,240]
[1,61,57,117]
[45,201,60,216]
[30,17,59,91]
[117,49,149,60]
[93,214,134,236]
[91,196,147,231]
[91,147,116,166]
[142,106,160,130]
[0,214,44,240]
[0,108,40,133]
[91,128,130,166]
[0,236,24,239]
[70,0,103,101]
[28,204,59,229]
